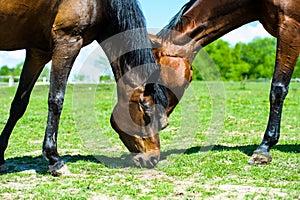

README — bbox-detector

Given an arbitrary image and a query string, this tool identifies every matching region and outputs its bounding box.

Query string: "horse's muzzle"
[131,150,160,168]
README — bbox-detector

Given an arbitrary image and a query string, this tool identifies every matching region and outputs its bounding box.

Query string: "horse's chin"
[111,115,161,167]
[120,134,161,168]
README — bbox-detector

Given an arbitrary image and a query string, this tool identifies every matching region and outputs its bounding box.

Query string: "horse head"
[110,81,167,168]
[109,34,192,168]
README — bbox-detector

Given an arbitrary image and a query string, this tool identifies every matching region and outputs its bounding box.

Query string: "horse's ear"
[149,34,162,49]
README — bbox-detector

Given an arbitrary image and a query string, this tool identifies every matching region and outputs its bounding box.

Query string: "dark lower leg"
[254,82,288,154]
[42,97,64,167]
[42,36,83,170]
[0,118,17,165]
[0,99,30,163]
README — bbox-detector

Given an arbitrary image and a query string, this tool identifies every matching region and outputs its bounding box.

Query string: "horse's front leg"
[42,34,83,175]
[249,16,300,165]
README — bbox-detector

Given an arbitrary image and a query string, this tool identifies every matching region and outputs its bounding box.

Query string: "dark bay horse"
[150,0,300,165]
[0,0,169,174]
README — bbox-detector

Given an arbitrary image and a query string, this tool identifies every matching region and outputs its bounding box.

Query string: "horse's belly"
[0,23,48,50]
[0,23,30,50]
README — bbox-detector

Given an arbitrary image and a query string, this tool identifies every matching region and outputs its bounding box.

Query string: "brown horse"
[150,0,300,165]
[0,0,170,174]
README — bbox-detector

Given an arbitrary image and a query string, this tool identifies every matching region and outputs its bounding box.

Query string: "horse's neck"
[166,0,260,61]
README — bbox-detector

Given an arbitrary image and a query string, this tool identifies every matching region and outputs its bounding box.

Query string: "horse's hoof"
[50,164,71,177]
[0,163,6,172]
[248,152,272,165]
[48,160,69,176]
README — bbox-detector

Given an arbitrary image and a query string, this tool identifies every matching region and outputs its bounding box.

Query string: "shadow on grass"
[2,154,99,175]
[184,144,300,156]
[1,144,298,174]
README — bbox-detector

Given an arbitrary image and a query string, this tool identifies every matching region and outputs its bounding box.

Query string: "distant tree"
[0,62,23,77]
[204,39,234,80]
[238,37,276,79]
[227,42,251,81]
[14,62,24,76]
[0,65,10,75]
[99,75,111,82]
[193,40,234,81]
[192,37,278,81]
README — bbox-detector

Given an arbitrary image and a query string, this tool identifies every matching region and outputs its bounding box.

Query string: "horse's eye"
[139,98,151,112]
[139,99,152,125]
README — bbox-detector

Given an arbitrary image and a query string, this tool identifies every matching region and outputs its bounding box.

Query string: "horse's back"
[0,0,60,50]
[0,0,103,51]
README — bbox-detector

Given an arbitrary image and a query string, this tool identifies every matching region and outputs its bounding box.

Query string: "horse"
[0,0,170,175]
[150,0,300,165]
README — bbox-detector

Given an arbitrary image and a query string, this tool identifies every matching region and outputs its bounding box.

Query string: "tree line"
[0,62,50,82]
[193,37,300,81]
[1,37,299,82]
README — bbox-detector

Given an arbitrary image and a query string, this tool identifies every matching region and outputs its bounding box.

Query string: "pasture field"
[0,81,299,199]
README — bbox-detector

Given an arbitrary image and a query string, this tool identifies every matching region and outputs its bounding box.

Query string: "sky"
[0,0,272,72]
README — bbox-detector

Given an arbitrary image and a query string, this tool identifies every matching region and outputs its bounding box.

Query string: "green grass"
[0,81,299,199]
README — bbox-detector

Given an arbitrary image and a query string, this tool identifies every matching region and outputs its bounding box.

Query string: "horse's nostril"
[149,155,159,167]
[138,156,144,167]
[132,153,146,168]
[131,153,159,168]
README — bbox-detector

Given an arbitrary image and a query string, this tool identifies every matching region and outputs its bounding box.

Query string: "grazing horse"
[0,0,169,174]
[150,0,300,165]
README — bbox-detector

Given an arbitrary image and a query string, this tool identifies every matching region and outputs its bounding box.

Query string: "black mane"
[108,0,154,77]
[108,0,168,109]
[157,0,197,38]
